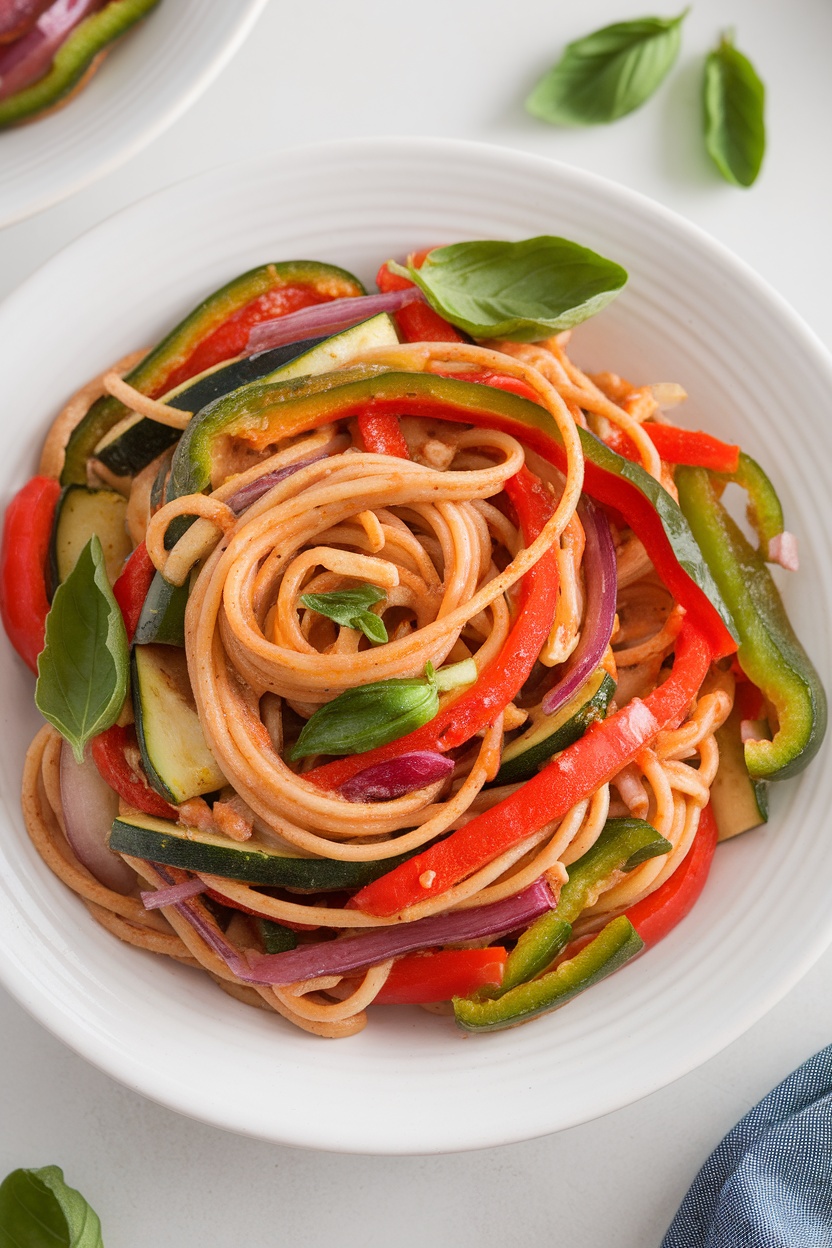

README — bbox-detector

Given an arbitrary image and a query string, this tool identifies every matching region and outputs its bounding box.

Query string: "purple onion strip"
[340,750,454,803]
[141,878,206,911]
[542,498,617,716]
[0,0,103,100]
[245,288,423,354]
[226,451,330,514]
[243,879,555,987]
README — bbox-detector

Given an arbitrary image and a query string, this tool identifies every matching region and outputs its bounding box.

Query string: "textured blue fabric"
[661,1046,832,1248]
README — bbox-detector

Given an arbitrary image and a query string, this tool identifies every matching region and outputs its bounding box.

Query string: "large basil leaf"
[300,584,388,646]
[291,669,439,758]
[395,237,627,341]
[526,11,688,126]
[0,1165,104,1247]
[35,536,129,763]
[704,32,766,187]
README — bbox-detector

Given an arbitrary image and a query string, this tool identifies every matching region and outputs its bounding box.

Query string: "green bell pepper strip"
[453,914,644,1033]
[497,819,671,995]
[676,466,826,779]
[0,0,161,131]
[61,261,365,485]
[713,451,785,557]
[165,367,736,659]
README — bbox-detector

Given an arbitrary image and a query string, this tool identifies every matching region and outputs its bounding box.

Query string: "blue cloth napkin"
[661,1045,832,1248]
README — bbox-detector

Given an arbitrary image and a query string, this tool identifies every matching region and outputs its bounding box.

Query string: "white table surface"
[2,1,831,1243]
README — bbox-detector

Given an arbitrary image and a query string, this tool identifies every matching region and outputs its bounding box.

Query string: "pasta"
[5,243,823,1038]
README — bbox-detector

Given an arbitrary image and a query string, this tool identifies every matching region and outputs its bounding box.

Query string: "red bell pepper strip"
[606,424,740,474]
[162,285,333,394]
[305,465,559,789]
[371,947,508,1004]
[350,620,712,917]
[375,250,434,294]
[356,410,411,458]
[91,725,178,820]
[0,474,60,673]
[112,541,155,644]
[396,300,466,344]
[624,802,719,947]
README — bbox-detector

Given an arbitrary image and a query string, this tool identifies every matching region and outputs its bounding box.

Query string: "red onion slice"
[0,0,103,101]
[59,739,135,894]
[141,878,205,910]
[341,751,454,803]
[243,880,555,986]
[0,0,54,44]
[768,531,799,572]
[225,452,329,514]
[245,289,423,354]
[542,498,617,716]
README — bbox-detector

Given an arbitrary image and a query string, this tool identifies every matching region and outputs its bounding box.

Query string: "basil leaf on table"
[0,1165,104,1247]
[300,583,388,646]
[392,237,627,341]
[35,535,129,764]
[526,10,688,126]
[292,667,440,758]
[704,32,766,187]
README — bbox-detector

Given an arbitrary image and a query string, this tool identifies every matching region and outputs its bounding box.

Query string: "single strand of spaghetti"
[84,899,190,959]
[541,509,585,666]
[145,494,237,580]
[274,961,394,1023]
[39,349,148,479]
[559,784,612,867]
[469,498,521,557]
[355,509,385,552]
[103,372,192,429]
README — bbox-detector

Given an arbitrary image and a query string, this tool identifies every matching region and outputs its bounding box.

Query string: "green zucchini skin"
[109,810,415,891]
[132,645,225,803]
[493,671,616,786]
[61,260,365,485]
[94,333,330,478]
[132,570,189,646]
[48,484,131,591]
[0,0,162,131]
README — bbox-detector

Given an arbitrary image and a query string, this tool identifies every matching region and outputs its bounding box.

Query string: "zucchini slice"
[132,645,225,803]
[711,706,769,840]
[493,670,616,786]
[49,485,132,589]
[61,259,366,485]
[132,572,189,647]
[109,809,414,891]
[94,313,401,478]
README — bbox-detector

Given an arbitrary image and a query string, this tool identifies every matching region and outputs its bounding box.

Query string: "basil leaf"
[292,672,439,758]
[300,584,388,645]
[704,32,765,187]
[35,536,129,764]
[526,11,688,127]
[0,1165,104,1247]
[397,237,627,342]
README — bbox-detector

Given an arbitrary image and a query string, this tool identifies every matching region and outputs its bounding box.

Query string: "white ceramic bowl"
[0,0,268,227]
[1,139,831,1154]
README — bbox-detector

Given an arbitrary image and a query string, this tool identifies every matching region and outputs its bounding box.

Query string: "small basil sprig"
[291,659,476,758]
[390,237,627,341]
[0,1165,103,1247]
[704,31,766,187]
[300,583,388,646]
[35,536,129,763]
[526,10,688,127]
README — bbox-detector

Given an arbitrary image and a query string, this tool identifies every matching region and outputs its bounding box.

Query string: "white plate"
[1,139,831,1154]
[0,0,268,228]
